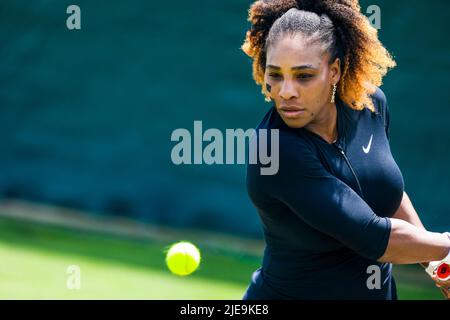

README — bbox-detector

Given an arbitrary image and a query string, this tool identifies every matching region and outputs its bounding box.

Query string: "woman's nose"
[279,80,298,100]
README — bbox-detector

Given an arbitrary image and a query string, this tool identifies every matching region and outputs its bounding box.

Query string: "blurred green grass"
[0,216,443,299]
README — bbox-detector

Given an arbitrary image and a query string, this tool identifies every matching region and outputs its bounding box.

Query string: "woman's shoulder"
[371,86,388,104]
[369,86,388,116]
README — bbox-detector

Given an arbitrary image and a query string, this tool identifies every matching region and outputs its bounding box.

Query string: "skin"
[264,33,340,144]
[432,274,450,299]
[393,191,450,298]
[264,32,450,298]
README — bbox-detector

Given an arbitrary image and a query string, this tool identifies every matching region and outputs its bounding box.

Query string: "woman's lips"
[279,107,306,119]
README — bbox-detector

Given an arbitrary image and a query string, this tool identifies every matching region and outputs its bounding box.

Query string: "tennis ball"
[165,241,201,276]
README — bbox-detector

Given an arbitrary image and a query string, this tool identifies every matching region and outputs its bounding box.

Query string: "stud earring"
[330,83,337,103]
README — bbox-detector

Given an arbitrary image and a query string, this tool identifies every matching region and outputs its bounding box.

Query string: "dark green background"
[0,1,449,237]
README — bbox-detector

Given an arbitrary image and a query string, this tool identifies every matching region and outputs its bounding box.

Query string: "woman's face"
[264,34,341,129]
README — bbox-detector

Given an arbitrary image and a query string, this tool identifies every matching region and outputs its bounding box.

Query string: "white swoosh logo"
[363,134,373,154]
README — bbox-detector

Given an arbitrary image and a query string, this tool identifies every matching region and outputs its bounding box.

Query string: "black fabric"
[243,87,404,300]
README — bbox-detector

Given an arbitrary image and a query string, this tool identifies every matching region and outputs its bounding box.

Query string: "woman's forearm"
[378,218,450,264]
[391,191,429,268]
[392,192,426,230]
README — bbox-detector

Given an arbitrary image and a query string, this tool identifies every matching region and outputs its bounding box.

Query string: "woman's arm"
[378,218,450,264]
[392,191,426,230]
[391,191,429,267]
[259,133,449,264]
[390,189,450,300]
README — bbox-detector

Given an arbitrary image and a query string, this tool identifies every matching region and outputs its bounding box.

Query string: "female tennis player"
[241,0,450,299]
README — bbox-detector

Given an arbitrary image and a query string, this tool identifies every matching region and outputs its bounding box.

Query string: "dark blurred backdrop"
[0,0,449,237]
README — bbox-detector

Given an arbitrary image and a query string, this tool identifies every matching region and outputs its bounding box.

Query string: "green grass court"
[0,216,444,300]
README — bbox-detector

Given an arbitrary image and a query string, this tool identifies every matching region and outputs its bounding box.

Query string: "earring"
[330,83,337,103]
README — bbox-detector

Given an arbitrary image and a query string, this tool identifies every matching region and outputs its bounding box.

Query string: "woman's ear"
[330,57,341,84]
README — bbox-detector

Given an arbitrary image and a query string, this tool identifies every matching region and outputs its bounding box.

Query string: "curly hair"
[241,0,396,112]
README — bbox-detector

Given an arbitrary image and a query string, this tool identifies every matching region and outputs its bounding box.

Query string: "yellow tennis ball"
[165,241,201,276]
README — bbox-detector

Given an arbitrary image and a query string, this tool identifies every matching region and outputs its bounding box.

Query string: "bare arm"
[378,218,450,264]
[388,193,450,300]
[391,191,426,230]
[390,191,429,267]
[379,191,450,264]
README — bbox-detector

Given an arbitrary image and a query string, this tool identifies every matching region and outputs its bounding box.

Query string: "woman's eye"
[297,74,314,80]
[268,73,282,80]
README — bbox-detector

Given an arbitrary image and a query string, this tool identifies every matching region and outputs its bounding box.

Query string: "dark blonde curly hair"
[241,0,396,112]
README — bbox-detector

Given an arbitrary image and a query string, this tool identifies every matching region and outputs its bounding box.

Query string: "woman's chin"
[281,118,305,129]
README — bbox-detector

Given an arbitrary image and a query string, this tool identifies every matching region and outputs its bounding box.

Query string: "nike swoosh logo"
[363,134,373,154]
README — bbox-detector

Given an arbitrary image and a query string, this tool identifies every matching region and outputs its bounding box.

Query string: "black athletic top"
[243,87,404,300]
